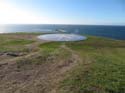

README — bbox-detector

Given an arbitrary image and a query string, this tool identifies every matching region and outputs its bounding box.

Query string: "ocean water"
[0,24,125,40]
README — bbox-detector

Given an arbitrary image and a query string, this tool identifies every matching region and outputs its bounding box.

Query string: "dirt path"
[0,44,80,93]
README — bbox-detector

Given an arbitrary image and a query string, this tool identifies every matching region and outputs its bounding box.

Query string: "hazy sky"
[0,0,124,25]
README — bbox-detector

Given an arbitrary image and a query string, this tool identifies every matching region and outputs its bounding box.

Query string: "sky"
[0,0,124,25]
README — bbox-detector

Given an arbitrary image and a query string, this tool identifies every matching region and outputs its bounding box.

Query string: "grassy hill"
[0,33,125,93]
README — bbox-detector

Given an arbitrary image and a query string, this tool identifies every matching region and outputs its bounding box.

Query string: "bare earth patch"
[0,34,124,93]
[0,48,78,93]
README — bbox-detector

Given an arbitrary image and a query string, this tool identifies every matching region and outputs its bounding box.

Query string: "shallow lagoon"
[38,34,87,41]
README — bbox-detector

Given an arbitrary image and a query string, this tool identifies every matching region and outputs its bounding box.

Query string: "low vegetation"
[0,34,36,52]
[0,33,124,93]
[59,37,125,93]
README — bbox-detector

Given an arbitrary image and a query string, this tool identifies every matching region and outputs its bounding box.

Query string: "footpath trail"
[0,43,80,93]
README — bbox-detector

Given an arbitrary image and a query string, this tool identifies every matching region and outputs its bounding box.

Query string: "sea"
[0,24,125,40]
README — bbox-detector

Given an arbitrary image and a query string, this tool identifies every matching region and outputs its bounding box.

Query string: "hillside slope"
[0,33,125,93]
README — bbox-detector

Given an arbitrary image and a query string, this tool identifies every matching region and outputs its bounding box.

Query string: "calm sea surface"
[0,24,125,40]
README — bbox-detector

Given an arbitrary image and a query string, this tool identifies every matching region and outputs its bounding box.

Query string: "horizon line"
[0,23,125,26]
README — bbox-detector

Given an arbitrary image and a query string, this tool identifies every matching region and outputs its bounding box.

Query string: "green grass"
[2,39,34,45]
[39,42,64,52]
[0,34,124,93]
[0,34,35,52]
[16,47,72,69]
[16,51,50,68]
[39,42,72,61]
[61,54,125,93]
[59,37,125,93]
[37,36,125,93]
